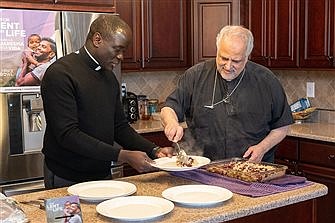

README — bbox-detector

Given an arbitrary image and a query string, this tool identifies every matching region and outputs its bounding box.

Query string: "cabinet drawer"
[300,140,335,168]
[275,137,299,160]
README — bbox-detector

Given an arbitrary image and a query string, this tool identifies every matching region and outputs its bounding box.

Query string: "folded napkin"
[170,169,312,197]
[269,174,307,185]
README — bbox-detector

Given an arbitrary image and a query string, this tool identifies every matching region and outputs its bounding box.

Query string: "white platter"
[96,196,174,221]
[67,180,137,202]
[162,185,233,206]
[151,156,211,171]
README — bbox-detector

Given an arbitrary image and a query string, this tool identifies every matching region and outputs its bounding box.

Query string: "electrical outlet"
[306,82,315,98]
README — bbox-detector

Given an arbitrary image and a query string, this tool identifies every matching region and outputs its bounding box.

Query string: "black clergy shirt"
[165,59,293,162]
[41,47,156,182]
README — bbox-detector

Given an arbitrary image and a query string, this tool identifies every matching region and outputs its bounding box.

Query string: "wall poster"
[0,9,57,91]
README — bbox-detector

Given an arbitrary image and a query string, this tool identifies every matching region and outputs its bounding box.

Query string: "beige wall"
[122,69,335,123]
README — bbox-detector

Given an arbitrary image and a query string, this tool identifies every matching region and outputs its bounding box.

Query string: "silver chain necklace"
[204,68,246,109]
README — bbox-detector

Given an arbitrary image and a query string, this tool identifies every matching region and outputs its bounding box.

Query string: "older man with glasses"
[161,25,293,163]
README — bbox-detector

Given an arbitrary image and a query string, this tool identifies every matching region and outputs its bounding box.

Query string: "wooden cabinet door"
[192,0,240,64]
[300,140,335,168]
[247,0,268,66]
[298,138,335,223]
[0,0,54,10]
[228,200,314,223]
[248,0,299,68]
[299,0,335,68]
[117,0,142,70]
[298,163,335,223]
[142,0,189,69]
[267,0,299,67]
[275,137,299,161]
[275,137,299,174]
[117,0,189,71]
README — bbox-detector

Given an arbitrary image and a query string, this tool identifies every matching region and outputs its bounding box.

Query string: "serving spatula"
[175,142,190,165]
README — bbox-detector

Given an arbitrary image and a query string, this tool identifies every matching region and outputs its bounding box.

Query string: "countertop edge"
[287,132,335,143]
[288,122,335,143]
[132,119,335,143]
[196,183,328,223]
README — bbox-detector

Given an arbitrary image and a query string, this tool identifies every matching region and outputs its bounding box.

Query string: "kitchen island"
[12,171,327,223]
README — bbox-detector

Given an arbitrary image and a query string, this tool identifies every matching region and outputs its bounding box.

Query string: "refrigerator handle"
[54,29,64,59]
[63,28,73,55]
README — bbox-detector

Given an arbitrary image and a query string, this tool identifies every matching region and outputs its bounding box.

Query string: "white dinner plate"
[162,185,233,206]
[67,180,137,202]
[151,156,211,171]
[96,196,174,221]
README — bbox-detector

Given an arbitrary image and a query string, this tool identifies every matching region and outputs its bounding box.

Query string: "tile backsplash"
[275,70,335,124]
[274,70,335,110]
[122,70,184,103]
[122,69,335,123]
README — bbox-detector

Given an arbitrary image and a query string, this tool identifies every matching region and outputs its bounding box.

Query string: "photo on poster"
[45,195,83,223]
[0,9,57,88]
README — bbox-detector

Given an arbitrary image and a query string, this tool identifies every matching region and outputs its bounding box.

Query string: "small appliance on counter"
[122,91,139,123]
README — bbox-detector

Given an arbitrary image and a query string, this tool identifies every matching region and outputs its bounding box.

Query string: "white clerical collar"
[84,46,101,71]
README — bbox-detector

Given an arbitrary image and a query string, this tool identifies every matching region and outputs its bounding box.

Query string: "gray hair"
[216,25,254,57]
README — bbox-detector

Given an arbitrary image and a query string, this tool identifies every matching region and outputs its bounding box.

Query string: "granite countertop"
[288,122,335,143]
[11,171,327,223]
[130,116,187,134]
[132,117,335,143]
[130,118,165,134]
